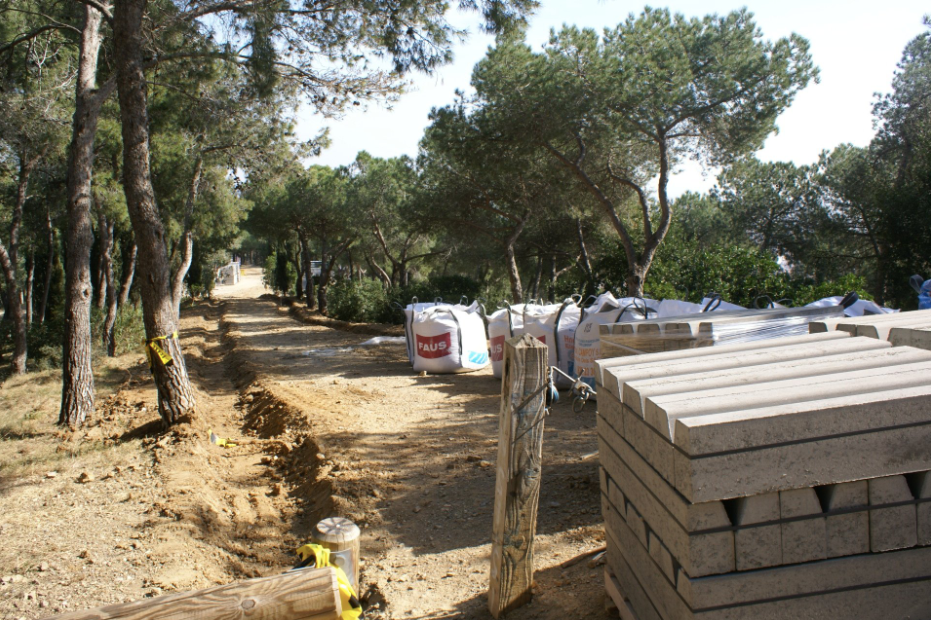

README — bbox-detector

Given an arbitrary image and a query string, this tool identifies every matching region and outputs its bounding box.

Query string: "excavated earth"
[0,267,606,620]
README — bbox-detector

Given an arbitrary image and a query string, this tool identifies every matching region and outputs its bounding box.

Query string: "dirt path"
[214,268,607,619]
[0,268,606,620]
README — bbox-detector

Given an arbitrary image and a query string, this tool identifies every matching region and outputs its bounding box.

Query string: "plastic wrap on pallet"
[599,305,847,357]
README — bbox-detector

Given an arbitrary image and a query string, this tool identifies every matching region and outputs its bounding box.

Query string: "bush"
[328,279,388,323]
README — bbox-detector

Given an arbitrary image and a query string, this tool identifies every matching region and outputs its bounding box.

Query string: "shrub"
[328,279,388,323]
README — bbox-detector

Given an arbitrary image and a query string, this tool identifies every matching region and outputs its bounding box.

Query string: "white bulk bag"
[402,300,444,365]
[521,299,582,387]
[487,304,526,378]
[657,296,745,317]
[574,294,656,389]
[805,296,896,317]
[411,302,489,374]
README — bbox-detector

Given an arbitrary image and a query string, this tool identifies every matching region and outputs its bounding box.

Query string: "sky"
[296,1,929,197]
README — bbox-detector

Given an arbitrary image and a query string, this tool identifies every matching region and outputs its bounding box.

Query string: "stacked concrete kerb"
[595,327,931,619]
[809,308,931,350]
[597,305,846,362]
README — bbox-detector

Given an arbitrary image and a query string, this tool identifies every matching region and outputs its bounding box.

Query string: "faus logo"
[490,335,505,362]
[417,332,452,359]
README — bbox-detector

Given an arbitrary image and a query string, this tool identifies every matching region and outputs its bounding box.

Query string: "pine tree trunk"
[114,0,196,425]
[38,213,54,323]
[504,242,523,303]
[118,241,137,308]
[101,221,117,355]
[24,251,34,325]
[0,150,39,374]
[170,156,202,322]
[60,4,107,428]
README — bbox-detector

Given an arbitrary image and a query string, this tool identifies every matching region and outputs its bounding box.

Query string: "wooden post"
[489,333,548,618]
[45,567,341,620]
[313,516,361,591]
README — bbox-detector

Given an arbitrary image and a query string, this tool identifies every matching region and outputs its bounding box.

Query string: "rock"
[479,460,493,468]
[38,563,49,572]
[270,483,283,497]
[45,472,57,479]
[78,472,94,483]
[78,550,90,559]
[316,453,326,462]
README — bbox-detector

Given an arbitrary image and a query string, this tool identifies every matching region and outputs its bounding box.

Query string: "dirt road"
[0,267,606,620]
[214,268,607,619]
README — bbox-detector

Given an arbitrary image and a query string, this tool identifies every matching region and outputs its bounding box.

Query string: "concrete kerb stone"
[673,422,931,503]
[890,326,931,350]
[869,475,918,552]
[623,344,918,417]
[809,308,931,334]
[779,488,826,565]
[857,320,931,341]
[673,384,931,456]
[819,481,870,558]
[732,493,782,571]
[646,360,931,442]
[596,332,850,394]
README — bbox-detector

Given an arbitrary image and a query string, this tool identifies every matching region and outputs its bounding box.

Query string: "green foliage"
[327,279,388,323]
[262,250,295,295]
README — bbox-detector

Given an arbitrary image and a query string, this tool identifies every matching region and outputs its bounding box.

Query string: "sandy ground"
[0,267,608,620]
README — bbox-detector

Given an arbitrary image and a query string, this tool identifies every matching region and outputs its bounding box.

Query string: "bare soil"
[0,267,607,620]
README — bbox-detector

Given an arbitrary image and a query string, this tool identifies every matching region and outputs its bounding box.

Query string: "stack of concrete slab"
[596,332,931,620]
[810,308,931,350]
[600,305,846,359]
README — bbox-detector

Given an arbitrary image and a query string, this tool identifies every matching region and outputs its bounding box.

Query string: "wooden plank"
[488,334,548,618]
[605,567,640,620]
[47,567,340,620]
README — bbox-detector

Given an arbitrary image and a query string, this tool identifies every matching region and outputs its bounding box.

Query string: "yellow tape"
[143,331,178,370]
[295,543,363,620]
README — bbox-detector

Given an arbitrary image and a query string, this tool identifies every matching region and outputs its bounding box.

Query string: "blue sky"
[297,1,929,197]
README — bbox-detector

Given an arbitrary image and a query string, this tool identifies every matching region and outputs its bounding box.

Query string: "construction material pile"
[598,305,846,360]
[810,308,931,350]
[596,328,931,619]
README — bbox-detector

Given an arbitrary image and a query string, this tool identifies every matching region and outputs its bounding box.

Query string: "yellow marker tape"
[295,543,363,620]
[143,331,178,370]
[208,429,237,448]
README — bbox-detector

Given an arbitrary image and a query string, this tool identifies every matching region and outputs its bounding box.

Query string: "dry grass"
[0,351,144,479]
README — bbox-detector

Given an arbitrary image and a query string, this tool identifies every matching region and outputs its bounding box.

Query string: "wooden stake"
[45,567,341,620]
[489,334,548,618]
[313,516,361,591]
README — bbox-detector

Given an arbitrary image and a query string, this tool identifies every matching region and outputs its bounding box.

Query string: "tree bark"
[38,211,54,324]
[24,251,34,326]
[114,0,196,425]
[118,240,137,308]
[504,242,523,303]
[316,238,353,315]
[0,150,40,374]
[102,221,118,356]
[170,155,202,322]
[60,4,109,428]
[530,255,542,301]
[96,212,113,311]
[298,234,315,308]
